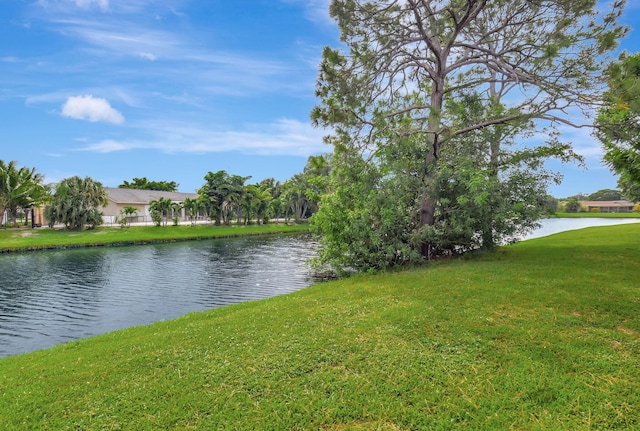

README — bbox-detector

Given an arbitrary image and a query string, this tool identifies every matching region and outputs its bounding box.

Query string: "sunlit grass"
[0,224,638,429]
[0,223,309,252]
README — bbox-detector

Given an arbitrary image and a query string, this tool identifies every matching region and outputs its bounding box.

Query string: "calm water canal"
[0,234,317,358]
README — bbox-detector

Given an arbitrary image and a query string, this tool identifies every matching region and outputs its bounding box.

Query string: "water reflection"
[524,217,640,240]
[0,234,317,358]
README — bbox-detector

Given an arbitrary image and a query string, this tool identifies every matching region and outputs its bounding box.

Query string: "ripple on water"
[0,234,317,357]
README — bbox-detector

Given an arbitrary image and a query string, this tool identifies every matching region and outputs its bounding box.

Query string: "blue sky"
[1,0,638,198]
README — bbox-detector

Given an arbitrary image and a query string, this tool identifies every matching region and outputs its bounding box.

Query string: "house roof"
[579,200,635,207]
[105,187,198,204]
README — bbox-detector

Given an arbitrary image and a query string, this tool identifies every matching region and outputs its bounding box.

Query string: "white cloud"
[76,118,328,156]
[61,95,125,124]
[81,139,128,152]
[37,0,109,12]
[138,52,156,61]
[74,0,109,10]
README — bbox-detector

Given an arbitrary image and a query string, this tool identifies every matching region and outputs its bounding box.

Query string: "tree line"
[0,155,330,230]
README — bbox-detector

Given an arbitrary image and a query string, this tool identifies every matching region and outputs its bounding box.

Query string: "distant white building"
[101,188,199,224]
[579,200,636,213]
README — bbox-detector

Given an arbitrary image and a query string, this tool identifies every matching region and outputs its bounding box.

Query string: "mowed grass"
[0,223,309,253]
[0,225,638,430]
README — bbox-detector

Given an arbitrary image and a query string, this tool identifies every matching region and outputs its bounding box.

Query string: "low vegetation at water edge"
[0,223,309,253]
[0,224,638,429]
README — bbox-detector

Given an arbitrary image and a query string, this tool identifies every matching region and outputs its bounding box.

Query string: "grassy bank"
[0,223,309,253]
[1,224,638,429]
[553,212,640,218]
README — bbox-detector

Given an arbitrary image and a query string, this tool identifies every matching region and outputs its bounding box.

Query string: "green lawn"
[0,223,309,253]
[0,224,638,429]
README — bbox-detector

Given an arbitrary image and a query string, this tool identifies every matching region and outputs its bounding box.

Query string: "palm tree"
[254,184,273,224]
[199,171,250,225]
[183,197,204,226]
[44,176,107,230]
[241,184,258,225]
[0,160,11,226]
[199,170,229,225]
[0,160,48,227]
[281,175,310,223]
[119,206,138,227]
[149,197,173,227]
[169,201,183,226]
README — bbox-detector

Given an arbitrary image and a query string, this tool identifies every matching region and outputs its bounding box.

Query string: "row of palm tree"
[1,155,331,229]
[196,167,325,226]
[145,158,331,227]
[0,160,48,227]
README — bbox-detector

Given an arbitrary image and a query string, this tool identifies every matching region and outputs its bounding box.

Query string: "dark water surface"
[0,234,317,358]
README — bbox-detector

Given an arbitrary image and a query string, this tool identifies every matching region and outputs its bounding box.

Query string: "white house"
[101,188,199,224]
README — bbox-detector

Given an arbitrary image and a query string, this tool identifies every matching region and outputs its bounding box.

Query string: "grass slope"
[0,224,309,253]
[1,225,638,430]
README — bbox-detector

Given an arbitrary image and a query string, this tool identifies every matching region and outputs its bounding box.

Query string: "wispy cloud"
[73,0,109,11]
[49,18,181,60]
[61,95,125,124]
[280,0,333,26]
[36,0,161,14]
[76,118,328,156]
[80,139,128,152]
[35,16,301,98]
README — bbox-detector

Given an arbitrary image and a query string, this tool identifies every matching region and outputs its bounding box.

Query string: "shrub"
[150,209,162,226]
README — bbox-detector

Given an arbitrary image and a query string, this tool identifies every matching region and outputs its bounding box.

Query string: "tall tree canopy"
[595,52,640,202]
[311,0,626,273]
[587,189,624,201]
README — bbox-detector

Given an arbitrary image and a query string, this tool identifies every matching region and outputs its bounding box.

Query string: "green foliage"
[311,0,622,271]
[119,177,178,192]
[311,150,423,275]
[618,175,640,202]
[182,197,203,226]
[564,197,582,213]
[596,53,640,201]
[148,197,182,227]
[117,206,138,227]
[150,209,162,226]
[541,195,559,214]
[44,176,107,230]
[198,171,250,225]
[0,160,48,227]
[587,188,624,201]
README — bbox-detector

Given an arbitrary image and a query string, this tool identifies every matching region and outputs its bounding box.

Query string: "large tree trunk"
[418,72,445,258]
